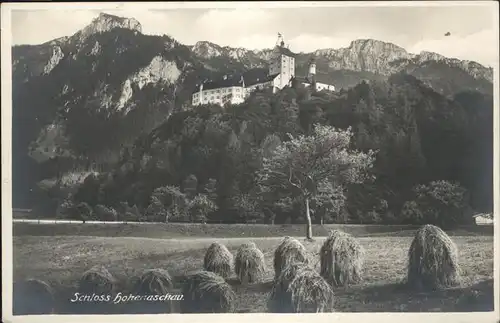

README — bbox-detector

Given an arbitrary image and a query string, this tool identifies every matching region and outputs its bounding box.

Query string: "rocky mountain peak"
[76,12,142,42]
[313,38,411,75]
[417,51,446,62]
[350,38,410,58]
[192,41,223,58]
[349,39,407,51]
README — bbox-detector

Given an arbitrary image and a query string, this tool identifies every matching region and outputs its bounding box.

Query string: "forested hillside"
[50,75,492,226]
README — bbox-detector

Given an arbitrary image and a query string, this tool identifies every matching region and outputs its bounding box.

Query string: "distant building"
[294,57,336,92]
[192,34,335,107]
[473,213,493,225]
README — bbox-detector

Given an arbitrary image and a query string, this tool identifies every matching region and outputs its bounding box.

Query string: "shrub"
[268,262,333,313]
[145,197,167,222]
[151,185,188,222]
[125,204,142,222]
[234,242,266,284]
[13,279,55,315]
[130,268,174,313]
[78,265,117,294]
[56,198,76,219]
[403,181,472,228]
[273,236,309,279]
[203,242,233,279]
[230,194,263,223]
[188,194,217,223]
[320,230,364,286]
[75,202,93,222]
[94,204,118,221]
[181,271,235,313]
[118,202,143,222]
[407,224,461,290]
[401,200,425,224]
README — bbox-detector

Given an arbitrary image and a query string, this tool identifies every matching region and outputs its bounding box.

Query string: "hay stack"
[240,242,257,249]
[407,224,461,290]
[268,263,334,313]
[78,265,117,294]
[181,270,236,313]
[130,268,174,313]
[203,242,233,279]
[320,230,364,286]
[273,236,309,279]
[13,279,55,315]
[235,242,266,284]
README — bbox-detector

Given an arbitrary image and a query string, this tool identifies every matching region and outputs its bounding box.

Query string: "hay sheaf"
[129,268,174,313]
[268,263,334,313]
[273,236,309,279]
[181,270,236,313]
[132,268,174,294]
[407,224,462,290]
[204,242,233,279]
[78,265,117,294]
[235,243,266,284]
[320,230,364,286]
[13,279,55,315]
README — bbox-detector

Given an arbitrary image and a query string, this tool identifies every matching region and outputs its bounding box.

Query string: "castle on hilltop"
[192,34,335,106]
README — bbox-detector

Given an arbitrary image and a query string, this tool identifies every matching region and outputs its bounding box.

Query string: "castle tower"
[308,57,316,78]
[269,33,296,90]
[308,57,316,87]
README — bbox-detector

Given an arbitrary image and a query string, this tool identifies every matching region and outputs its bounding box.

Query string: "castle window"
[216,95,220,99]
[216,89,220,93]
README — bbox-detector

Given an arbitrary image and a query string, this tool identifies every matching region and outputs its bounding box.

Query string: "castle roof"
[193,74,244,93]
[243,68,279,86]
[276,45,296,58]
[193,68,279,93]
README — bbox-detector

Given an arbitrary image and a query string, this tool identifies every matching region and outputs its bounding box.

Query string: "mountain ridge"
[189,38,493,82]
[13,12,492,84]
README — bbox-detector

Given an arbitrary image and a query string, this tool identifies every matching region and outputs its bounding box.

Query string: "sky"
[9,2,499,67]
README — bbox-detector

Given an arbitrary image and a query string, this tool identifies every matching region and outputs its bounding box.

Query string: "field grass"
[12,223,495,314]
[13,222,494,238]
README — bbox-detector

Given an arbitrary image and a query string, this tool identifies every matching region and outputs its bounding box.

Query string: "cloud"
[12,10,96,44]
[408,28,498,67]
[188,9,275,45]
[288,33,365,53]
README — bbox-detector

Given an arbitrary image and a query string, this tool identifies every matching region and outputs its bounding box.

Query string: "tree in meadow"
[188,194,218,223]
[147,185,188,222]
[258,124,375,240]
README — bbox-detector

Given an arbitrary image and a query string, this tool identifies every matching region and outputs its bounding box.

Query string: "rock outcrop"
[43,46,64,74]
[117,56,181,111]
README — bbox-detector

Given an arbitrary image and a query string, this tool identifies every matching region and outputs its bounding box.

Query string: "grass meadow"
[12,222,495,313]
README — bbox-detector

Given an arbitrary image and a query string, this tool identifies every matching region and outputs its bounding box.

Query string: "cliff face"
[315,39,410,75]
[313,39,492,82]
